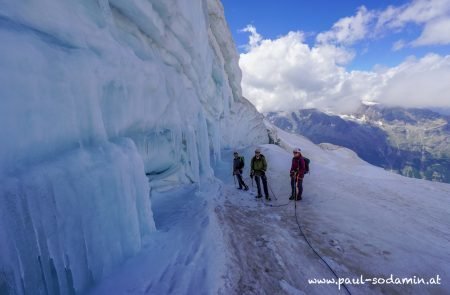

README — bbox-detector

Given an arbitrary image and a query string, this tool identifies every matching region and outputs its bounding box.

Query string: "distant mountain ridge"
[266,105,450,183]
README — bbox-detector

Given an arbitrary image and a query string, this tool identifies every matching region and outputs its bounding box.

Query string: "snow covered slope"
[266,107,450,183]
[91,124,450,294]
[215,123,450,294]
[0,1,266,293]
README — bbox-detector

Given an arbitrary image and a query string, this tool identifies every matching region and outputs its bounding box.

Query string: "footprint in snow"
[328,239,344,253]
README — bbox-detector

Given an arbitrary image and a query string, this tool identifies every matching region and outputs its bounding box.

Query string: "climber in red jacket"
[289,148,306,201]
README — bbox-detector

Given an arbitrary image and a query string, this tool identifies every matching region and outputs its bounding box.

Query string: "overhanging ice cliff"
[0,0,266,293]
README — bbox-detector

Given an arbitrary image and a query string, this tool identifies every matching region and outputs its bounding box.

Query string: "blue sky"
[222,0,406,45]
[221,0,450,113]
[222,0,450,70]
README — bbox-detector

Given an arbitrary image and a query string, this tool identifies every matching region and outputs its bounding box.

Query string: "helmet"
[255,148,261,153]
[293,148,301,153]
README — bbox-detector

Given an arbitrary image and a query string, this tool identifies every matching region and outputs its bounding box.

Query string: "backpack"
[239,156,245,169]
[303,157,310,174]
[295,157,310,174]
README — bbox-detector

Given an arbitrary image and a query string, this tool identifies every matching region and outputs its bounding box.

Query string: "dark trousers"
[236,173,247,188]
[291,176,303,199]
[255,174,269,197]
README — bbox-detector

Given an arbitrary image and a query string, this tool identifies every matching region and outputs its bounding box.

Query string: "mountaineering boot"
[238,186,243,190]
[244,185,249,191]
[256,195,262,198]
[289,195,294,200]
[265,196,271,201]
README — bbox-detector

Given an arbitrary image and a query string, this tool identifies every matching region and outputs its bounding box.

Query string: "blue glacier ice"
[0,0,266,293]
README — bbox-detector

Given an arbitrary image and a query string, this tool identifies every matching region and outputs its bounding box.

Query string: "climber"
[233,151,249,190]
[250,148,270,200]
[289,148,306,201]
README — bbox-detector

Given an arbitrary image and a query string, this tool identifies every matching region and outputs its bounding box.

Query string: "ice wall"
[0,139,154,294]
[0,0,266,293]
[207,0,268,149]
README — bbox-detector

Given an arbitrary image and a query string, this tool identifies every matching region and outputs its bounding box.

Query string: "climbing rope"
[294,182,352,295]
[238,166,351,293]
[263,200,291,208]
[260,181,291,207]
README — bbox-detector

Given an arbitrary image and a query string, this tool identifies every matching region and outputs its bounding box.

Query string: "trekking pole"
[294,174,298,209]
[267,182,278,201]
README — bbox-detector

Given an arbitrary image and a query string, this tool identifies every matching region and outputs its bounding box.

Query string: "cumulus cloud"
[239,27,450,114]
[411,17,450,46]
[316,6,375,45]
[378,0,450,29]
[376,54,450,108]
[317,0,450,48]
[240,28,366,113]
[240,25,262,50]
[239,0,450,114]
[376,0,450,47]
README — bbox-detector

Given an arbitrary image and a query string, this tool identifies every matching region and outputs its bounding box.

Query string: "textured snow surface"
[89,183,226,295]
[0,0,266,293]
[216,123,450,294]
[92,125,449,294]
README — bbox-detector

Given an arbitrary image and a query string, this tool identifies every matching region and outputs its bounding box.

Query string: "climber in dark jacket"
[250,148,270,200]
[233,151,248,190]
[289,148,306,201]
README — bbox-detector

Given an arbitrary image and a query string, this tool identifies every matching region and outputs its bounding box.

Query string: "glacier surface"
[0,0,266,293]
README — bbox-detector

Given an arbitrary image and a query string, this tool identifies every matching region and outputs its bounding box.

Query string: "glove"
[250,170,254,178]
[290,171,295,177]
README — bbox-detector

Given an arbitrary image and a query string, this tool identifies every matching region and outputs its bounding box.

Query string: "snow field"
[89,182,227,295]
[91,128,449,294]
